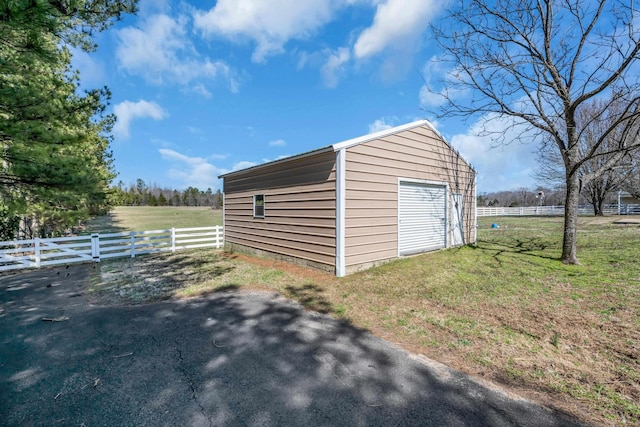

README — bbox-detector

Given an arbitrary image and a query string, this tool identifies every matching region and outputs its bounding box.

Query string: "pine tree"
[0,0,137,237]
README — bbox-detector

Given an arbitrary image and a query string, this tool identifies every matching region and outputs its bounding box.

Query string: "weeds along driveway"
[0,264,586,427]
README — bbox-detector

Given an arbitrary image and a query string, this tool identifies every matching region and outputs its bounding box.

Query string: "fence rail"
[0,226,223,272]
[477,204,640,217]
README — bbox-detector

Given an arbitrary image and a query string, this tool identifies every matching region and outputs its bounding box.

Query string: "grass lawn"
[85,206,223,233]
[88,215,640,426]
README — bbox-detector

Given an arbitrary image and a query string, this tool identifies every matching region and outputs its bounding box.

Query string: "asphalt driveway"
[0,264,586,426]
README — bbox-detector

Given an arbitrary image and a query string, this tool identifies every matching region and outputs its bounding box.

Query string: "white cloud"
[449,114,540,192]
[149,138,177,149]
[368,118,394,133]
[157,147,286,190]
[419,56,469,108]
[321,47,351,88]
[113,100,168,138]
[269,139,287,147]
[159,148,227,190]
[188,83,212,98]
[159,148,203,165]
[115,13,239,93]
[193,0,342,63]
[419,85,444,108]
[71,48,105,87]
[232,160,257,171]
[296,0,440,85]
[137,0,170,16]
[353,0,441,59]
[367,115,423,133]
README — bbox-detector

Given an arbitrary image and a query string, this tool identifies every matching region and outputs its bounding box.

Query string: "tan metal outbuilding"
[219,120,476,276]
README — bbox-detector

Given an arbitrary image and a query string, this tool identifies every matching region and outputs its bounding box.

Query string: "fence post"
[171,228,176,253]
[216,225,222,249]
[130,231,135,258]
[91,233,100,262]
[34,237,41,268]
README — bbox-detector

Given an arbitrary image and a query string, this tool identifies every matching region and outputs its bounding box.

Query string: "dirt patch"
[581,215,640,225]
[231,253,335,284]
[86,251,237,305]
[613,218,640,225]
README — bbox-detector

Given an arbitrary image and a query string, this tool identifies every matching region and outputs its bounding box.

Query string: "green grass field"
[86,206,223,233]
[88,212,640,426]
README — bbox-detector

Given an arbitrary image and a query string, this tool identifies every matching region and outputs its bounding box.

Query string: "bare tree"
[534,98,635,215]
[436,139,476,245]
[577,100,629,216]
[625,152,640,198]
[431,0,640,264]
[514,187,536,207]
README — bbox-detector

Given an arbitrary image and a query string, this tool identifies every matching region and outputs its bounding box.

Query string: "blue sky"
[73,0,539,193]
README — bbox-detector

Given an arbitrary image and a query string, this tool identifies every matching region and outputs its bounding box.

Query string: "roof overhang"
[217,118,464,180]
[218,146,334,179]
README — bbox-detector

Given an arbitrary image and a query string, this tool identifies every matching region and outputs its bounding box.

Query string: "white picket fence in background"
[476,204,640,217]
[0,226,223,272]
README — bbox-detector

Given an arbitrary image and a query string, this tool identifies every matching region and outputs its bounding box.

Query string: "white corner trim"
[474,175,478,244]
[332,120,430,151]
[335,149,346,277]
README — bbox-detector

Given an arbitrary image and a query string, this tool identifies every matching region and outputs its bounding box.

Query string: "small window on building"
[254,194,265,218]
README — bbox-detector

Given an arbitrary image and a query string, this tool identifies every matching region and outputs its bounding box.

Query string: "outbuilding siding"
[222,151,337,271]
[220,120,476,276]
[344,125,475,271]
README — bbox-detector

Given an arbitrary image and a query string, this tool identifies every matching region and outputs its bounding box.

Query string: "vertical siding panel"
[344,125,475,270]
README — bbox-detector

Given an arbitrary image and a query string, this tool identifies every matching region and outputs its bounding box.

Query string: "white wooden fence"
[0,226,223,272]
[477,204,639,217]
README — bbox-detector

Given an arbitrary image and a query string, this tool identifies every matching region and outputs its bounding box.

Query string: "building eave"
[218,118,476,179]
[217,146,334,180]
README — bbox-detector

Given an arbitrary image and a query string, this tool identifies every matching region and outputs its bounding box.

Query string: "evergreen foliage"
[109,180,224,209]
[0,0,137,238]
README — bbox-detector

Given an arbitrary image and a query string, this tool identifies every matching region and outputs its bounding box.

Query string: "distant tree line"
[477,187,565,208]
[477,185,622,212]
[110,179,223,208]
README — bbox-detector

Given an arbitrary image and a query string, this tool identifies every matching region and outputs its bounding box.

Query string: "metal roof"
[217,119,465,179]
[217,145,334,179]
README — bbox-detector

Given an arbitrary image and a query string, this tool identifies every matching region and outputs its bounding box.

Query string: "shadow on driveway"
[0,264,587,427]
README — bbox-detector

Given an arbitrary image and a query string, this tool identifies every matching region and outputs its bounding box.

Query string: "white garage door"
[398,181,447,256]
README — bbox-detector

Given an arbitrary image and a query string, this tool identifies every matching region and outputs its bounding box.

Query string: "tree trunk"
[562,172,581,264]
[595,198,604,217]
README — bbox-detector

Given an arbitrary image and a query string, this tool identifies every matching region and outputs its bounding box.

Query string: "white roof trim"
[331,119,430,151]
[219,119,442,179]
